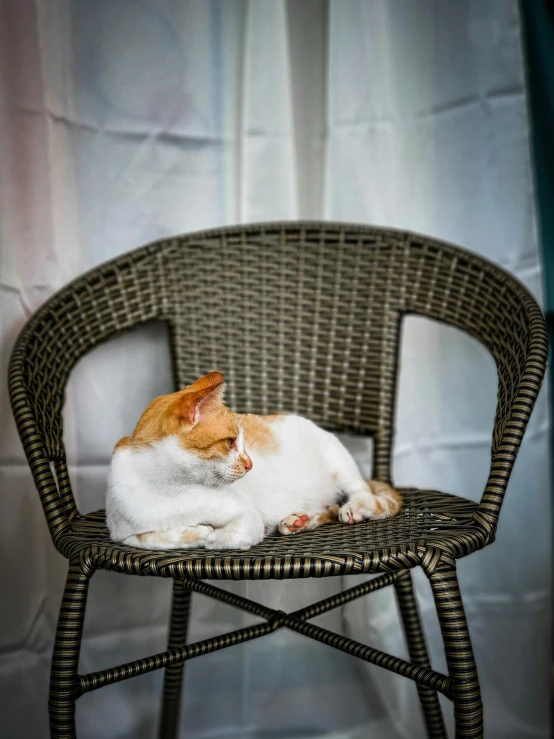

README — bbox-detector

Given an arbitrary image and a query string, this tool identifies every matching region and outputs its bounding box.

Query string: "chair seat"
[61,489,489,580]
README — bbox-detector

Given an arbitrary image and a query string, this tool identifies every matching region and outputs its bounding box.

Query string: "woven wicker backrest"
[9,223,547,539]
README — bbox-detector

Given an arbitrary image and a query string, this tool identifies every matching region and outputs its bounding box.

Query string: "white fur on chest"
[107,437,245,539]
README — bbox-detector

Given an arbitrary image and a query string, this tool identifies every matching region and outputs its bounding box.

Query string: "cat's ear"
[173,372,226,426]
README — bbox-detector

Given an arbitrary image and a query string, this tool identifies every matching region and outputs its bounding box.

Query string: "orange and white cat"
[107,372,402,550]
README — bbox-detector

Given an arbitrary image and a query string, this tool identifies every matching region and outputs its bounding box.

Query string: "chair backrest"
[8,223,548,542]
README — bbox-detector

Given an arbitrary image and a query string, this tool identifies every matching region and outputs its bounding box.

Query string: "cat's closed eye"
[227,437,236,450]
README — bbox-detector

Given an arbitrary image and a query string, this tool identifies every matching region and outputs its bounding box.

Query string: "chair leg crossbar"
[76,570,450,697]
[50,563,483,739]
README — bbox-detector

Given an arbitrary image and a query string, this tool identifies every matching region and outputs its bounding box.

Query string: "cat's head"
[119,371,252,487]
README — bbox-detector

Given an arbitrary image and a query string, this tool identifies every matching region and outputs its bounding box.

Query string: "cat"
[107,371,402,550]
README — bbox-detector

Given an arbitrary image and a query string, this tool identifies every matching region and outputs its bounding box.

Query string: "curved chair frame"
[8,223,547,738]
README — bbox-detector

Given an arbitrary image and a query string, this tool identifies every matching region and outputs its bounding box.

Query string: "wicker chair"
[8,223,547,739]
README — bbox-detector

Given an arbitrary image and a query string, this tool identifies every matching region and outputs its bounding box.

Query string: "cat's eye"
[227,437,236,449]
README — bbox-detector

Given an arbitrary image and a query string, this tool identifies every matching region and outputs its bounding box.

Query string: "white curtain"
[0,1,550,738]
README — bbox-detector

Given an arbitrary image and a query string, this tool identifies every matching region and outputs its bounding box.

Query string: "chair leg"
[49,561,91,739]
[428,564,483,739]
[159,580,192,739]
[395,570,448,738]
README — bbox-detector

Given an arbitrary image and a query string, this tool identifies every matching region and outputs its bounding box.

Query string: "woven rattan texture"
[9,222,547,560]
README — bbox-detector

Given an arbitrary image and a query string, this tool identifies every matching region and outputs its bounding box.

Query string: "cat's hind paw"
[278,505,340,535]
[278,512,312,535]
[339,482,403,524]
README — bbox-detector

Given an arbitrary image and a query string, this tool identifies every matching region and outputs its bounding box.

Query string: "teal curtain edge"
[521,0,554,319]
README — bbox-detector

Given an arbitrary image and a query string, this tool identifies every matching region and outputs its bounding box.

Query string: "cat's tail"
[367,479,403,519]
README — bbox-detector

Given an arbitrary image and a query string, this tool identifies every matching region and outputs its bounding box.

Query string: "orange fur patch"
[136,528,204,547]
[240,414,279,453]
[114,372,284,467]
[115,435,132,451]
[137,531,168,545]
[369,480,403,515]
[113,371,237,457]
[182,405,239,459]
[185,371,225,393]
[374,499,385,516]
[315,504,339,525]
[180,529,201,544]
[115,392,182,450]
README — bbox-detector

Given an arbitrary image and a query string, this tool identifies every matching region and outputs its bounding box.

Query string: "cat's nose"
[241,454,253,472]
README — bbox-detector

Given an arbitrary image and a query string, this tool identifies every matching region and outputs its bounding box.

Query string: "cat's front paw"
[203,510,265,550]
[204,527,262,551]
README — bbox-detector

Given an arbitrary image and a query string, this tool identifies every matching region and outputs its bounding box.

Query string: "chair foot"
[159,580,192,739]
[395,570,448,738]
[49,561,91,739]
[428,563,483,738]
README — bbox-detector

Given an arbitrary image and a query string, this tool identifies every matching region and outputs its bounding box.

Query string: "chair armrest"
[474,312,548,534]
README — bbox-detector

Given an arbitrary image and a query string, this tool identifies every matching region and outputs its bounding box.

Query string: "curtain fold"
[0,2,549,738]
